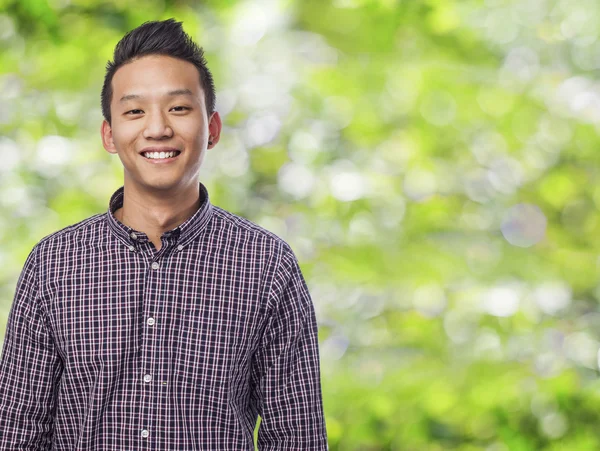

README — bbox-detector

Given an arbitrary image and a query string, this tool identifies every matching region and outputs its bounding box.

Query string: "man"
[0,19,327,450]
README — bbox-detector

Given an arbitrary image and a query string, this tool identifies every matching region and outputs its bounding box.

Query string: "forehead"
[111,54,204,100]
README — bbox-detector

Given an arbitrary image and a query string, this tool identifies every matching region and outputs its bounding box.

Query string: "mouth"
[140,149,182,160]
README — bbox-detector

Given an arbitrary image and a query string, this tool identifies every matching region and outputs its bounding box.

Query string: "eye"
[170,106,190,112]
[125,109,144,115]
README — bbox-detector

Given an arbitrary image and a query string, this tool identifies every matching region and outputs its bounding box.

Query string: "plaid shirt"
[0,185,327,450]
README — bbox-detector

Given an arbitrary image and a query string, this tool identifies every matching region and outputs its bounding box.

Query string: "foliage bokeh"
[2,0,600,449]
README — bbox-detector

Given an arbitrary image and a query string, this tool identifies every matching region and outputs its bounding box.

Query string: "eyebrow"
[119,89,194,103]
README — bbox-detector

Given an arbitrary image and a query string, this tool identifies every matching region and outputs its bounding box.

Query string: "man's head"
[100,19,222,196]
[101,19,216,125]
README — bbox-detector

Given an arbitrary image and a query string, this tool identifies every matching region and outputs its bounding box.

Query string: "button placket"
[143,256,161,441]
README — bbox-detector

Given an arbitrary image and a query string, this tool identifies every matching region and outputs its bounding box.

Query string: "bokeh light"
[2,0,600,449]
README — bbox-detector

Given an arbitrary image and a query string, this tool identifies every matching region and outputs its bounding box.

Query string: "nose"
[142,111,173,140]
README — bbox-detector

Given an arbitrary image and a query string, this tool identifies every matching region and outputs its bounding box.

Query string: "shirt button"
[147,317,155,326]
[151,262,160,270]
[128,245,135,252]
[130,232,138,240]
[177,245,184,251]
[141,429,149,438]
[143,374,152,383]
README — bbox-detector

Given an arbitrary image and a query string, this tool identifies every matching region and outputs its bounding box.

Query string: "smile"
[142,150,181,159]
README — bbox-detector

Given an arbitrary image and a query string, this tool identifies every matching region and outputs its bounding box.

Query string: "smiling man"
[0,19,327,450]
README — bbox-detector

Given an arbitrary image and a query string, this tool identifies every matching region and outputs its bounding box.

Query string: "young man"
[0,19,327,450]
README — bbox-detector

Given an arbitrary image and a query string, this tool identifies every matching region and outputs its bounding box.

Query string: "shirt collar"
[106,184,213,248]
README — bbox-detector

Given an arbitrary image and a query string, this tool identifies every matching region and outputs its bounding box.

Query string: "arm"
[253,244,328,450]
[0,246,62,449]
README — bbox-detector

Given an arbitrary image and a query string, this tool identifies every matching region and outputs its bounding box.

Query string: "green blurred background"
[2,0,600,449]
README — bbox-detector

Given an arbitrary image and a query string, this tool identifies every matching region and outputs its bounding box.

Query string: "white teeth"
[143,151,177,159]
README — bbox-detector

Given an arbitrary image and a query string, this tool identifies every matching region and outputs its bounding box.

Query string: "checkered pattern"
[0,185,327,450]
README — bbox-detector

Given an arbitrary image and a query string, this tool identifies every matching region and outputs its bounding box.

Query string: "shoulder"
[209,206,293,255]
[16,213,106,278]
[35,213,106,254]
[208,207,304,278]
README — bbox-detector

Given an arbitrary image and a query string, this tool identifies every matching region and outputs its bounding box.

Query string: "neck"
[115,183,201,251]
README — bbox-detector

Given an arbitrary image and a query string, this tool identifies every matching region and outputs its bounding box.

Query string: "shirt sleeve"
[252,243,328,450]
[0,246,62,450]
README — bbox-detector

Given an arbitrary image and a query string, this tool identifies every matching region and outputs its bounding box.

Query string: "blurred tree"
[2,0,600,449]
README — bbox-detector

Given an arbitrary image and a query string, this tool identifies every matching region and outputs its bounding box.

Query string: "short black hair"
[101,19,216,124]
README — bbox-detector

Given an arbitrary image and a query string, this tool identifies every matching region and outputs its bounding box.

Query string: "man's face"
[101,54,221,195]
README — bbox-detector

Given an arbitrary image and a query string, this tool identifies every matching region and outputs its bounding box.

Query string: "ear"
[101,120,118,154]
[207,111,222,149]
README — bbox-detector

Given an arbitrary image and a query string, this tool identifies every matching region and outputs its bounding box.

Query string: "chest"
[39,245,266,373]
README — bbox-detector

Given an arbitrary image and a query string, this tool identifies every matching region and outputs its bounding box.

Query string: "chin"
[125,172,198,194]
[143,177,196,193]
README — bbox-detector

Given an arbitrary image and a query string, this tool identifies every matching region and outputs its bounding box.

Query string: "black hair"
[101,19,216,124]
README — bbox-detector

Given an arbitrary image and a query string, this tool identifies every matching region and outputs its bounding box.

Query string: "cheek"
[112,123,140,147]
[178,117,207,142]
